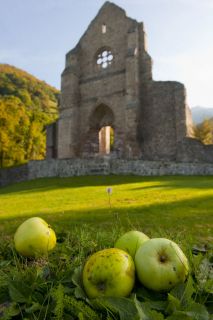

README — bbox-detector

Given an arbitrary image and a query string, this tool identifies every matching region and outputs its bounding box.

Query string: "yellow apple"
[82,248,135,298]
[14,217,56,257]
[115,230,149,258]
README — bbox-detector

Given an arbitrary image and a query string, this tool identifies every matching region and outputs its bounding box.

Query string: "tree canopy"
[0,64,59,168]
[193,118,213,145]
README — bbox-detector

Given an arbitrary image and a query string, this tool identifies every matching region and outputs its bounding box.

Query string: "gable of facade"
[46,1,213,163]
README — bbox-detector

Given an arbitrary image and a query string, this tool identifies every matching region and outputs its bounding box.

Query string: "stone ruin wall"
[1,158,213,188]
[46,2,213,164]
[1,2,213,188]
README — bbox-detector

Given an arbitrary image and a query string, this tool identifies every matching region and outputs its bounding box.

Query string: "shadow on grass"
[0,175,213,195]
[1,193,212,244]
[0,175,149,195]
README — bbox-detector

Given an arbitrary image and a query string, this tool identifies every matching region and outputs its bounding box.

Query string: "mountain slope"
[0,64,59,168]
[191,106,213,124]
[0,64,59,115]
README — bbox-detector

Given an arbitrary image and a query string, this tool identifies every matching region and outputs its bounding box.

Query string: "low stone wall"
[1,158,213,187]
[177,138,213,163]
[0,164,29,187]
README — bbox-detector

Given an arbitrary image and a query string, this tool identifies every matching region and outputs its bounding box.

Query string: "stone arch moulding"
[89,103,115,130]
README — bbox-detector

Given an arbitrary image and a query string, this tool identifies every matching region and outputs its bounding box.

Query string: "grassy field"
[0,175,212,319]
[1,175,213,245]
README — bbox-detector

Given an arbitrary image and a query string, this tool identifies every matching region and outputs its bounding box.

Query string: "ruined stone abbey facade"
[2,1,213,187]
[47,1,213,163]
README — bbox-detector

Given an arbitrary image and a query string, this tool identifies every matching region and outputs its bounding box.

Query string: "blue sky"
[1,0,213,108]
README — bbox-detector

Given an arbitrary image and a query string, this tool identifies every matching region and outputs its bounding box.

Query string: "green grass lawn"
[0,175,213,319]
[1,175,213,246]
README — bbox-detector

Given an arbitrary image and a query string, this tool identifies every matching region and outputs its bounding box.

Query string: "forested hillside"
[0,64,59,168]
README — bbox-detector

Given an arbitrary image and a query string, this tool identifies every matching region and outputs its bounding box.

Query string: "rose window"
[96,50,113,69]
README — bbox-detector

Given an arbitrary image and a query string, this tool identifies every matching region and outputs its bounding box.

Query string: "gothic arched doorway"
[85,104,115,156]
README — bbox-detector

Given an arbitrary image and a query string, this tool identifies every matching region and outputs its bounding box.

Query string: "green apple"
[14,217,56,257]
[82,248,135,298]
[114,230,149,258]
[135,238,189,291]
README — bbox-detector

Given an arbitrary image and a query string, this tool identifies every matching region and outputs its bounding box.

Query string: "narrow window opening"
[99,126,114,155]
[102,24,106,34]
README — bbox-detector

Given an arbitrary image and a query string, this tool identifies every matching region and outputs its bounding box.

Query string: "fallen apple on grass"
[114,230,149,258]
[82,248,135,298]
[14,217,56,257]
[135,238,189,291]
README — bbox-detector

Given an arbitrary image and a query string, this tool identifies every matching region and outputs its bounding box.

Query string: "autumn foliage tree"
[193,119,213,145]
[0,64,59,168]
[0,96,29,167]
